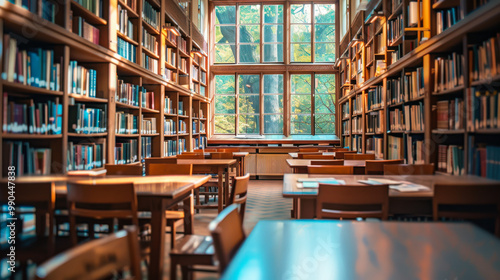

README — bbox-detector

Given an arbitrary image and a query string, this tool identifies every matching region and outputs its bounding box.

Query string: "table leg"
[296,198,301,219]
[149,199,167,280]
[218,167,223,213]
[183,191,194,235]
[225,166,230,207]
[236,159,241,177]
[241,158,246,176]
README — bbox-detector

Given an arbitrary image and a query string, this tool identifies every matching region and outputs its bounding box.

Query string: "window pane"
[215,75,236,94]
[291,115,311,134]
[239,45,260,63]
[215,115,235,134]
[215,45,235,63]
[315,43,335,62]
[315,74,335,93]
[263,44,283,62]
[315,114,336,134]
[314,25,335,42]
[314,4,335,23]
[216,26,236,43]
[238,75,260,93]
[291,95,311,114]
[239,26,260,43]
[264,74,283,93]
[291,43,311,62]
[291,4,311,23]
[315,94,335,114]
[215,6,236,24]
[264,5,283,23]
[239,5,260,24]
[264,25,283,43]
[264,95,283,113]
[239,95,260,114]
[215,96,235,114]
[291,25,311,42]
[264,115,283,134]
[291,74,311,94]
[239,115,260,134]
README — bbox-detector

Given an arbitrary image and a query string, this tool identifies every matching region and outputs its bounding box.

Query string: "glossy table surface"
[222,220,500,280]
[177,159,237,166]
[286,159,367,167]
[288,152,335,158]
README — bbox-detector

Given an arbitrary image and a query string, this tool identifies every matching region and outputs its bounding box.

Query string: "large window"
[264,74,284,133]
[238,75,260,133]
[214,75,236,134]
[314,74,336,134]
[264,5,284,62]
[215,6,237,63]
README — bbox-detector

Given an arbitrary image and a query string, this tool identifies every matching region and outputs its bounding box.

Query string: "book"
[115,111,138,134]
[114,139,138,164]
[141,136,152,159]
[142,0,160,30]
[116,78,142,106]
[6,141,52,176]
[67,61,97,97]
[67,140,106,171]
[68,103,107,134]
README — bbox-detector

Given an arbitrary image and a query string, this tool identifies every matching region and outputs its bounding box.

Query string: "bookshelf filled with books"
[0,0,210,177]
[338,0,500,179]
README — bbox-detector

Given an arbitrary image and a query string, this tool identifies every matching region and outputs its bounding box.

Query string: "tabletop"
[203,152,249,157]
[282,173,500,198]
[286,159,366,168]
[177,159,237,166]
[288,152,335,158]
[222,220,500,280]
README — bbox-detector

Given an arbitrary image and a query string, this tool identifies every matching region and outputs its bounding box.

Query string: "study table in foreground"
[222,220,500,280]
[286,159,366,174]
[283,173,500,218]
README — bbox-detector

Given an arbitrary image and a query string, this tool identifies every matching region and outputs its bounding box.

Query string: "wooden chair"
[327,148,349,152]
[310,160,344,165]
[35,227,142,280]
[209,204,246,273]
[384,164,435,175]
[344,153,376,160]
[297,152,322,159]
[316,184,389,220]
[334,151,358,159]
[307,165,354,174]
[177,153,205,159]
[144,157,177,175]
[147,163,193,176]
[433,183,500,237]
[299,147,320,152]
[229,173,250,221]
[365,159,405,175]
[0,182,58,278]
[105,164,143,176]
[301,154,335,159]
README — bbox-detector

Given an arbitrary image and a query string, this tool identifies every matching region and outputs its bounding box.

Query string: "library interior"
[1,0,500,279]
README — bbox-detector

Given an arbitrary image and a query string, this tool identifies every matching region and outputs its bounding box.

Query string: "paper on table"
[389,182,430,192]
[297,179,346,188]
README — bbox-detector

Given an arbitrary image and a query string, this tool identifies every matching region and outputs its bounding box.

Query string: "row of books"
[404,68,425,100]
[68,141,105,171]
[142,0,160,30]
[436,6,463,35]
[164,118,176,135]
[387,77,404,105]
[68,60,97,97]
[341,102,349,119]
[141,116,157,134]
[200,121,206,133]
[118,5,135,40]
[164,139,177,157]
[68,103,107,134]
[200,70,207,84]
[200,85,206,96]
[467,88,500,131]
[165,27,178,45]
[178,138,187,154]
[469,145,500,180]
[388,135,404,160]
[164,69,177,83]
[179,58,189,73]
[117,79,144,106]
[115,139,138,164]
[374,33,385,54]
[404,103,424,132]
[407,135,425,164]
[192,66,199,82]
[352,116,362,134]
[389,45,402,65]
[192,136,207,150]
[74,0,103,18]
[115,112,137,134]
[436,98,464,130]
[437,144,464,175]
[179,120,187,134]
[366,111,384,134]
[342,120,350,135]
[2,95,63,135]
[72,16,100,45]
[366,136,383,159]
[166,47,177,66]
[434,52,464,93]
[7,0,37,14]
[178,101,185,115]
[192,121,197,134]
[5,141,51,175]
[469,32,500,81]
[179,37,188,53]
[366,85,383,110]
[2,35,62,91]
[141,91,155,110]
[142,53,158,73]
[352,135,361,152]
[142,27,159,54]
[164,96,175,114]
[352,94,362,114]
[141,136,152,159]
[389,108,405,131]
[121,0,136,11]
[387,14,403,45]
[118,38,137,63]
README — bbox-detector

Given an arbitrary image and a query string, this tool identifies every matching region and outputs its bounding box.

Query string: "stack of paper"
[358,178,430,192]
[297,178,346,188]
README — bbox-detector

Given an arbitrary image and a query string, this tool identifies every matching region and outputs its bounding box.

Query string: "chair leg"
[170,222,176,249]
[181,265,192,280]
[170,258,177,280]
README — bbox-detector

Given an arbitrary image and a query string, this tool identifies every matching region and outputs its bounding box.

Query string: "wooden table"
[177,159,237,212]
[288,152,334,159]
[204,152,249,176]
[283,173,500,218]
[286,159,366,174]
[222,220,500,280]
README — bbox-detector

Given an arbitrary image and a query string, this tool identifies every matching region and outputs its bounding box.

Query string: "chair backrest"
[66,182,138,245]
[209,204,245,273]
[334,151,358,159]
[211,152,234,159]
[433,183,500,236]
[307,165,354,174]
[147,163,193,176]
[327,148,349,152]
[105,164,143,176]
[229,173,250,221]
[297,152,322,159]
[176,153,205,159]
[203,148,219,152]
[316,184,389,220]
[299,147,319,152]
[144,157,177,174]
[310,160,344,166]
[0,182,55,254]
[344,153,376,160]
[365,159,405,175]
[35,227,142,280]
[301,154,335,159]
[384,164,435,175]
[218,148,239,153]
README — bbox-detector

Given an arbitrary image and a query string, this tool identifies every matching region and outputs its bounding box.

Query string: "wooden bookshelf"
[0,0,209,177]
[338,0,500,179]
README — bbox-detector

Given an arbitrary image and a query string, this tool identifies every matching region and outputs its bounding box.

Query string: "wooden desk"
[222,220,500,280]
[177,159,237,212]
[286,159,366,174]
[17,175,211,280]
[288,152,334,159]
[204,152,249,176]
[283,173,500,218]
